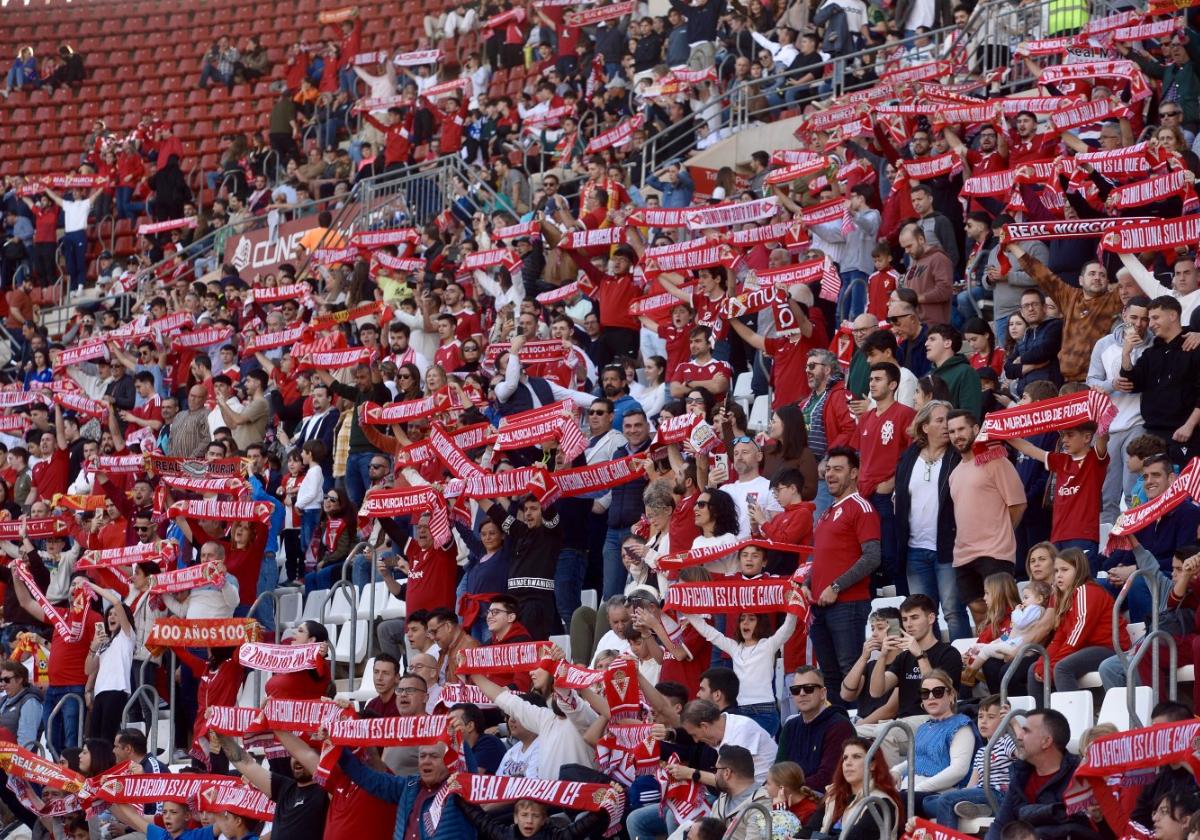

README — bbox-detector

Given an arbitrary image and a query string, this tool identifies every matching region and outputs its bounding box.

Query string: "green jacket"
[1132,29,1200,127]
[933,353,982,421]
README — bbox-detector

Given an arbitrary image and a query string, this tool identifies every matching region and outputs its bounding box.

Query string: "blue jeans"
[814,478,833,522]
[555,547,587,628]
[922,787,1002,828]
[626,803,678,840]
[602,526,632,600]
[299,508,321,567]
[810,599,872,708]
[907,547,971,641]
[115,186,144,220]
[1099,652,1127,690]
[954,286,986,329]
[870,493,902,594]
[338,66,357,97]
[42,685,84,755]
[1057,539,1099,578]
[304,563,343,595]
[252,550,279,633]
[1103,576,1154,624]
[838,271,868,322]
[735,701,780,738]
[62,230,86,291]
[199,64,232,88]
[344,451,375,508]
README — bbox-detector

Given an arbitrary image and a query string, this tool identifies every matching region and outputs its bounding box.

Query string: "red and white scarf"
[168,499,273,523]
[296,347,374,371]
[584,114,644,153]
[145,617,260,651]
[664,578,799,613]
[1110,169,1188,210]
[1109,458,1200,549]
[659,754,710,825]
[1102,215,1200,253]
[13,564,86,642]
[564,0,633,26]
[237,642,325,673]
[173,326,235,349]
[148,561,226,594]
[197,783,276,821]
[552,455,646,498]
[137,217,197,236]
[0,742,86,794]
[686,197,779,230]
[974,391,1116,460]
[458,642,554,675]
[54,391,109,420]
[359,486,451,545]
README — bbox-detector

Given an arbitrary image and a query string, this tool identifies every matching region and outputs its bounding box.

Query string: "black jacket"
[893,443,960,562]
[1122,330,1200,434]
[669,0,725,43]
[985,753,1100,840]
[458,798,608,840]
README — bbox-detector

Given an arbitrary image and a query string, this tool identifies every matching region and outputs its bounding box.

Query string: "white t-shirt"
[723,475,782,538]
[62,199,91,233]
[590,630,630,666]
[719,712,777,784]
[907,455,942,551]
[94,630,134,694]
[905,0,935,29]
[497,738,540,778]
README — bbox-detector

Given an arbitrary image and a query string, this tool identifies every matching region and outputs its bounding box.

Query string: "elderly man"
[844,312,880,399]
[590,595,633,665]
[337,741,469,840]
[888,293,931,378]
[1005,240,1123,383]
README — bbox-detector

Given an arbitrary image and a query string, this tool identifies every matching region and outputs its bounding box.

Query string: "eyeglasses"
[920,686,951,700]
[135,525,153,531]
[713,765,730,773]
[486,608,514,616]
[805,363,827,371]
[695,500,710,508]
[790,683,822,695]
[397,686,427,695]
[588,409,610,416]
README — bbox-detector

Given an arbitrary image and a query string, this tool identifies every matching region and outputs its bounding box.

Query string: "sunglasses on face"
[920,686,950,700]
[790,683,821,695]
[588,409,609,416]
[695,500,710,508]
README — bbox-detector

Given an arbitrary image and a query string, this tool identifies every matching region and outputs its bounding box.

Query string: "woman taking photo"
[762,404,818,501]
[893,400,967,638]
[1030,548,1130,693]
[84,586,136,743]
[805,737,903,839]
[893,671,974,814]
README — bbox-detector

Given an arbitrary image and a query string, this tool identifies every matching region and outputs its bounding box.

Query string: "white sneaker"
[954,801,993,820]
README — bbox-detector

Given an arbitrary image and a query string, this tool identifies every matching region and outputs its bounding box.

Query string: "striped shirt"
[971,732,1016,791]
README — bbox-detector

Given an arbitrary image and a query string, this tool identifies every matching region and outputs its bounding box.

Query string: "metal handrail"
[839,794,896,840]
[1113,566,1163,664]
[634,0,1116,190]
[983,706,1027,812]
[1126,629,1178,727]
[1000,642,1051,708]
[248,590,281,636]
[863,718,915,822]
[45,692,85,760]
[121,684,164,756]
[321,579,357,690]
[340,541,372,585]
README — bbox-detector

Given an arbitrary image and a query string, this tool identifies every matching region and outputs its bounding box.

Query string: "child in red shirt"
[866,243,898,322]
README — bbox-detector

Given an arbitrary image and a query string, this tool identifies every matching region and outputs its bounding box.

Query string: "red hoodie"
[1037,582,1129,683]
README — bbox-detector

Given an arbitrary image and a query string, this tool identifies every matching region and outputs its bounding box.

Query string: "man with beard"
[599,363,642,428]
[801,349,857,519]
[287,383,338,486]
[218,733,329,840]
[383,321,429,375]
[669,326,733,399]
[947,410,1027,630]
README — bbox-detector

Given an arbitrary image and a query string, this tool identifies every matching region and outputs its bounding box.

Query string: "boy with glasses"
[776,666,854,792]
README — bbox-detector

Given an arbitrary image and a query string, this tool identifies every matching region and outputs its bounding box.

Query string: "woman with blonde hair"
[893,670,974,816]
[767,760,820,826]
[1029,548,1130,692]
[894,399,967,638]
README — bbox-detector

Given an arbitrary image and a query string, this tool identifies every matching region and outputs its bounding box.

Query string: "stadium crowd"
[6,0,1200,839]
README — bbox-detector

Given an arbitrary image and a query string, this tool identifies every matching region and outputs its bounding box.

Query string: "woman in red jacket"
[1030,547,1130,693]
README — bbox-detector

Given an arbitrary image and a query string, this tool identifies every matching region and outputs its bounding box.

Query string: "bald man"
[847,313,879,398]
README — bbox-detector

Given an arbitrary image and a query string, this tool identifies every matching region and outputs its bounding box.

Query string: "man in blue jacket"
[339,742,475,840]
